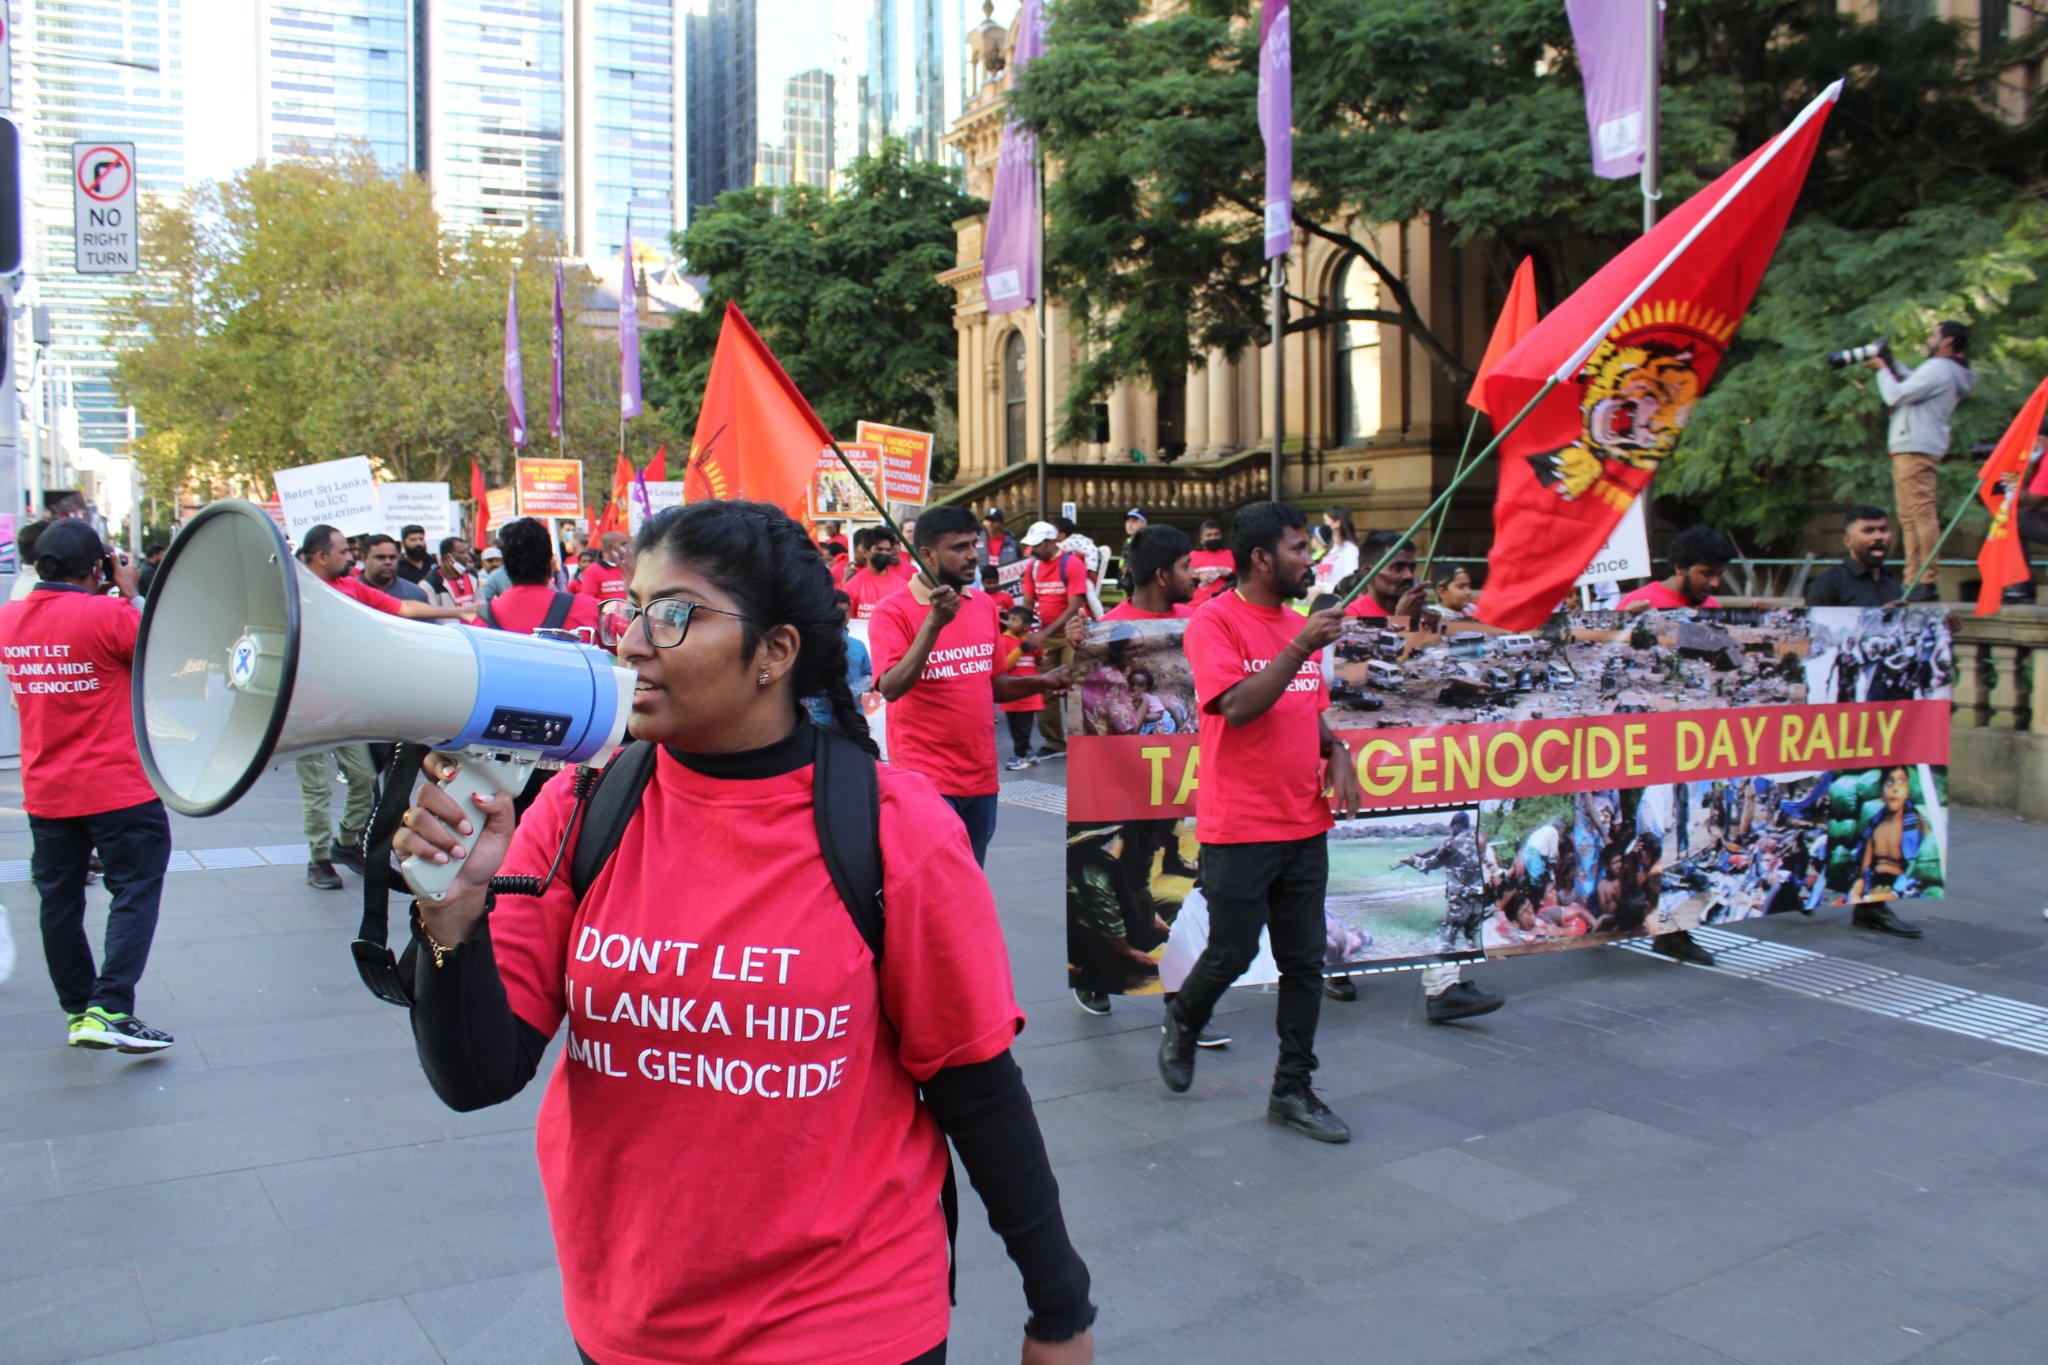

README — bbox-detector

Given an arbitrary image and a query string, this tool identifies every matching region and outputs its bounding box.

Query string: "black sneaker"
[1072,987,1111,1016]
[70,1009,174,1054]
[1267,1085,1351,1143]
[1426,980,1506,1023]
[330,843,368,877]
[1160,1020,1231,1048]
[1323,974,1358,1002]
[1157,1009,1197,1092]
[306,859,343,890]
[1853,904,1923,938]
[1651,930,1716,966]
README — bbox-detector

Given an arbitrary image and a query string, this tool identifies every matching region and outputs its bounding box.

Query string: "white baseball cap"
[481,546,503,561]
[1021,520,1060,547]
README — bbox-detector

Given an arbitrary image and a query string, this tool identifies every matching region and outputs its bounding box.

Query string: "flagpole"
[1642,0,1661,233]
[1034,157,1048,523]
[1418,409,1484,584]
[827,437,937,592]
[1902,498,1971,601]
[1336,377,1560,610]
[1269,256,1285,499]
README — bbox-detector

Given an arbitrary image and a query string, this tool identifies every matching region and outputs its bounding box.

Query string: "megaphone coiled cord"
[488,765,602,899]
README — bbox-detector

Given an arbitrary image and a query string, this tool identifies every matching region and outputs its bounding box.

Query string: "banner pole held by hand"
[826,438,938,591]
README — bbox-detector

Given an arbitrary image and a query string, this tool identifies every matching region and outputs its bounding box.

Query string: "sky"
[182,0,260,186]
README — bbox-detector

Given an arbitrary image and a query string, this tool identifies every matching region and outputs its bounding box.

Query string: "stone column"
[1104,382,1136,466]
[1185,360,1209,459]
[1205,348,1236,457]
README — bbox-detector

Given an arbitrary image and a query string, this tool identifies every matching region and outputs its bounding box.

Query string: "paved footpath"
[3,761,2047,1364]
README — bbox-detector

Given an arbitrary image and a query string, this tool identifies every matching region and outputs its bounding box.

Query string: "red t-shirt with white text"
[575,561,629,604]
[0,586,158,818]
[868,589,1002,797]
[489,754,1023,1365]
[1615,580,1721,611]
[844,568,909,622]
[1103,600,1195,621]
[1021,553,1089,629]
[486,584,601,635]
[1184,591,1331,845]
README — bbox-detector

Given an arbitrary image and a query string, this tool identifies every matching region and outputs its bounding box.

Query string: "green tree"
[111,151,680,511]
[1015,0,2045,477]
[643,140,978,479]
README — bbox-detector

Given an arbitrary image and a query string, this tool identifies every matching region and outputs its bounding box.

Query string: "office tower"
[756,67,832,188]
[257,1,415,172]
[683,0,756,220]
[570,0,685,261]
[418,0,568,239]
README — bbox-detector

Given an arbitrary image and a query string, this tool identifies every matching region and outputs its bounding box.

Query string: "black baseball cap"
[36,520,107,578]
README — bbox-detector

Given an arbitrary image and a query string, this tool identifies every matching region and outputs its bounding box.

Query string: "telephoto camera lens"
[1826,337,1891,370]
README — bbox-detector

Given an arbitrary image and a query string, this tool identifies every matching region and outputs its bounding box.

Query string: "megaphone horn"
[133,499,633,897]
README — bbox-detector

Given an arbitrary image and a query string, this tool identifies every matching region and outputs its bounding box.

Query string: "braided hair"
[634,500,879,758]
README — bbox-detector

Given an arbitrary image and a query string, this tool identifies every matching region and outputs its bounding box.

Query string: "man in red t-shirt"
[1104,525,1198,622]
[1187,518,1235,607]
[871,506,1071,864]
[1617,525,1734,615]
[844,531,911,621]
[481,517,602,637]
[574,531,631,605]
[0,521,175,1053]
[296,524,475,889]
[1018,521,1091,759]
[1158,502,1363,1143]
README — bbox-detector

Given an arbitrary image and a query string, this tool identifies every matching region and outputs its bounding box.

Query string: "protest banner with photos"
[1066,606,1952,998]
[854,421,934,507]
[810,443,882,522]
[515,457,586,519]
[273,456,379,542]
[378,482,453,540]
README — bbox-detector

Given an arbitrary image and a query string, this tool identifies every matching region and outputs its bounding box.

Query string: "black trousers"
[30,799,172,1017]
[1004,710,1036,758]
[1169,833,1330,1089]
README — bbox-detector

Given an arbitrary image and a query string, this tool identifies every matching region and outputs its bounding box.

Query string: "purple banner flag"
[504,274,527,448]
[1259,0,1292,260]
[620,215,643,420]
[549,260,565,438]
[1567,0,1660,179]
[982,0,1046,317]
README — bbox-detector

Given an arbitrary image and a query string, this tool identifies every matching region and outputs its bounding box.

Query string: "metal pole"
[827,436,937,592]
[1902,496,1974,601]
[1269,256,1285,500]
[1034,159,1048,522]
[1642,0,1662,233]
[1418,409,1484,585]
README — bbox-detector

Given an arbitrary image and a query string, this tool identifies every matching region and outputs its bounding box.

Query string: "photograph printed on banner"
[1324,607,1812,731]
[1073,619,1196,737]
[1803,605,1953,705]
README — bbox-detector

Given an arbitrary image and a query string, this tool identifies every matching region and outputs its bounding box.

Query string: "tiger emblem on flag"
[1530,302,1735,509]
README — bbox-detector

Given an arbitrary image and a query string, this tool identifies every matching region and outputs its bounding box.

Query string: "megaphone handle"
[400,750,538,900]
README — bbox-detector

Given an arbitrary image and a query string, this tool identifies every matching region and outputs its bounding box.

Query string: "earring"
[757,671,771,686]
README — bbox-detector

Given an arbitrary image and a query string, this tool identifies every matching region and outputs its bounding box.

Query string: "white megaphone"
[133,499,632,898]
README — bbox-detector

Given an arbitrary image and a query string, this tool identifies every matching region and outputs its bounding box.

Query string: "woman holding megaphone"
[394,501,1094,1365]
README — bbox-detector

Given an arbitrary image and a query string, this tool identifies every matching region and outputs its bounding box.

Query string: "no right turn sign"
[72,142,137,274]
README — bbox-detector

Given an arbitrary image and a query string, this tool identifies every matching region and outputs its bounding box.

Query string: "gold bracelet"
[416,905,457,969]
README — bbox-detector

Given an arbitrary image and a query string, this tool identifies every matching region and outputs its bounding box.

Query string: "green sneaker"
[70,1008,174,1054]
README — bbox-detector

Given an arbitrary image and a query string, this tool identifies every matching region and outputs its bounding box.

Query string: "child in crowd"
[996,605,1045,771]
[982,564,1015,618]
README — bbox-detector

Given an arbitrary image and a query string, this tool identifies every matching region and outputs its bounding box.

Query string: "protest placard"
[377,482,452,540]
[516,457,585,519]
[1575,498,1652,586]
[810,443,883,522]
[486,487,517,529]
[273,457,379,543]
[627,481,686,535]
[854,421,934,507]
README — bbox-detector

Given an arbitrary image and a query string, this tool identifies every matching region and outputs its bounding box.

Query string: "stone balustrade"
[1949,604,2047,822]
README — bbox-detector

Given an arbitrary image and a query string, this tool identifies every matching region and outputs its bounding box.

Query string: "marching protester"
[1335,531,1508,1020]
[427,536,479,609]
[1617,526,1734,613]
[872,506,1074,864]
[997,604,1046,771]
[1157,501,1364,1142]
[360,533,432,605]
[1865,321,1974,596]
[477,544,510,606]
[980,508,1022,571]
[1805,505,1904,607]
[296,524,474,889]
[1313,505,1361,595]
[1104,525,1197,622]
[0,522,174,1052]
[575,531,632,605]
[396,524,435,584]
[844,527,913,621]
[478,517,601,636]
[393,499,1096,1365]
[1019,521,1092,761]
[1188,518,1235,606]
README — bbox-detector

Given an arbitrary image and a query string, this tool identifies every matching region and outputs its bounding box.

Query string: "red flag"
[598,454,633,539]
[1473,84,1840,631]
[470,460,490,551]
[685,303,836,525]
[1974,375,2048,615]
[1468,258,1540,416]
[645,444,667,481]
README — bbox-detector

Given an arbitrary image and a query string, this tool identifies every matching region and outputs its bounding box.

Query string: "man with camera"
[1859,322,1975,597]
[0,522,175,1052]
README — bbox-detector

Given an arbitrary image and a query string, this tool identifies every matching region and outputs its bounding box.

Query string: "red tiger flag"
[685,303,837,526]
[470,460,490,552]
[1467,257,1539,416]
[1474,84,1840,631]
[1974,375,2048,615]
[598,454,634,539]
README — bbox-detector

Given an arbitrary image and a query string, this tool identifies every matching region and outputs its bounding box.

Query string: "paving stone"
[69,1298,441,1365]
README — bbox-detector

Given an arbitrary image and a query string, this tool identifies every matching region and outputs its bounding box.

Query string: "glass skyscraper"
[575,0,684,261]
[419,0,567,238]
[258,1,414,172]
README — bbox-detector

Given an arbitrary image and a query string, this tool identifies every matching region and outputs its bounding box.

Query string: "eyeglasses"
[597,597,750,650]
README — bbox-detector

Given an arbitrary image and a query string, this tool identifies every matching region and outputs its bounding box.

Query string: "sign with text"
[854,421,934,507]
[71,141,137,275]
[273,456,379,543]
[377,482,452,541]
[627,480,686,535]
[515,457,585,520]
[1574,497,1651,586]
[486,487,517,529]
[810,443,882,522]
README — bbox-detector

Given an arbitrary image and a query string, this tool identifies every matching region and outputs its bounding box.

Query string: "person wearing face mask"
[1188,519,1234,605]
[845,528,913,621]
[575,531,633,605]
[395,500,1096,1365]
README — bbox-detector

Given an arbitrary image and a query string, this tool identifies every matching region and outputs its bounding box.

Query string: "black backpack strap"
[812,725,884,961]
[570,741,659,901]
[352,742,430,1006]
[540,591,575,632]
